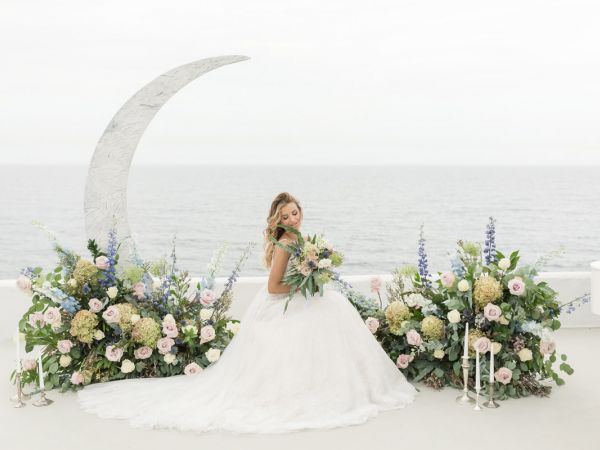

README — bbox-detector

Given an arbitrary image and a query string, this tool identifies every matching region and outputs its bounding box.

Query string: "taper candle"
[489,344,494,383]
[37,347,45,390]
[463,322,469,358]
[16,328,21,373]
[475,348,480,391]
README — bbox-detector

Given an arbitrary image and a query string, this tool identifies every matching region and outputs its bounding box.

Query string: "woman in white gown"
[77,192,417,434]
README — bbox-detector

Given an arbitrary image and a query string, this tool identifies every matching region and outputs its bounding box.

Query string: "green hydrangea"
[116,303,139,333]
[385,301,411,331]
[462,241,481,257]
[122,266,145,285]
[421,315,445,340]
[70,310,99,344]
[131,317,161,347]
[473,275,503,308]
[72,259,99,288]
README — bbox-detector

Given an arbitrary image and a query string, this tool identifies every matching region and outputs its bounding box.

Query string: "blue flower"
[82,283,90,295]
[417,225,432,288]
[483,216,497,265]
[61,296,80,314]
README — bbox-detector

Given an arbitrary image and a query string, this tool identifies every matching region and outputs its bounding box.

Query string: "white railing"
[2,272,598,341]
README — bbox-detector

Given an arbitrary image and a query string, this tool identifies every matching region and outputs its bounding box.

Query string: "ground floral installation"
[12,226,254,392]
[335,218,582,400]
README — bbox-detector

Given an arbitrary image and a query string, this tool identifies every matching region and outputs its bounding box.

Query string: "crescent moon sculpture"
[84,55,250,264]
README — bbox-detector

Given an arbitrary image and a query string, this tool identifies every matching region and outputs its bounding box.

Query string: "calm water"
[1,165,599,280]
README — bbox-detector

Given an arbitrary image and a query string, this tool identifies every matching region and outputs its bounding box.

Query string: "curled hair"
[262,192,303,269]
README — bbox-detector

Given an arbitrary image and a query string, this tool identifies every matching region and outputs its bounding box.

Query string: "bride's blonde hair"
[262,192,303,269]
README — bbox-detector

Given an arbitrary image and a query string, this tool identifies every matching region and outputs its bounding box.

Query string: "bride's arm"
[267,240,295,295]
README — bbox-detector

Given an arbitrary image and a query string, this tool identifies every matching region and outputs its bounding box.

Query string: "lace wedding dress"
[77,283,417,434]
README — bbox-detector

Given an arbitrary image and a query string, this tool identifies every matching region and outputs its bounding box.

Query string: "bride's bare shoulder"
[278,232,298,243]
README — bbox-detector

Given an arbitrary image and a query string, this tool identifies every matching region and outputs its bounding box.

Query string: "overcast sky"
[1,0,599,165]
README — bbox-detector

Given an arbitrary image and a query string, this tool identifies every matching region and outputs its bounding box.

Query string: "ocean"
[1,164,598,280]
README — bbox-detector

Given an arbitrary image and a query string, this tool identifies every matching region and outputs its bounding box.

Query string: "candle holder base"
[473,390,483,411]
[33,390,53,407]
[456,356,475,405]
[455,390,475,405]
[483,383,500,408]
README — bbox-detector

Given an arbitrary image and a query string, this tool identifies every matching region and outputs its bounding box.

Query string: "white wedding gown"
[77,283,417,434]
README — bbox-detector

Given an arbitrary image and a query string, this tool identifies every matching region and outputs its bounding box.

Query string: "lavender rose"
[134,346,153,359]
[102,305,120,324]
[483,303,502,322]
[199,289,216,307]
[365,317,380,334]
[43,307,62,325]
[132,282,146,300]
[28,312,45,328]
[474,336,492,353]
[22,358,37,371]
[70,371,84,385]
[57,339,74,354]
[494,367,513,385]
[370,277,383,293]
[88,298,104,313]
[200,325,216,343]
[508,277,526,296]
[105,345,124,362]
[406,329,423,346]
[396,353,414,369]
[184,362,203,375]
[162,322,179,338]
[540,340,556,355]
[156,337,175,355]
[440,271,456,288]
[95,256,109,270]
[16,275,32,292]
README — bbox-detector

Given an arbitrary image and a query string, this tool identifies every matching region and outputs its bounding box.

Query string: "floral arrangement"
[337,217,576,399]
[12,227,254,392]
[270,224,343,312]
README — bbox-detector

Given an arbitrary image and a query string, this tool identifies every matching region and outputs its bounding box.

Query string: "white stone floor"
[2,328,599,450]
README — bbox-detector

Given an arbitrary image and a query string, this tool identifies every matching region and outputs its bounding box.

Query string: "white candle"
[489,345,495,383]
[463,322,469,358]
[37,347,45,390]
[475,348,480,391]
[15,328,21,373]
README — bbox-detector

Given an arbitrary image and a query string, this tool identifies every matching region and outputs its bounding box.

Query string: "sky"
[1,0,599,165]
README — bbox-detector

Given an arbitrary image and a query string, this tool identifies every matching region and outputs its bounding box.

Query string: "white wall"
[2,272,598,342]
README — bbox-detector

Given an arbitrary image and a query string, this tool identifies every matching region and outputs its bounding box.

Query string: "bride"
[77,192,417,434]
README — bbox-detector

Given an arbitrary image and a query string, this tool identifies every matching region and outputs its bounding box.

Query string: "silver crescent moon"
[84,55,250,263]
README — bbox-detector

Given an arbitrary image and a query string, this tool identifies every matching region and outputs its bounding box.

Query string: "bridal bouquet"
[270,224,343,312]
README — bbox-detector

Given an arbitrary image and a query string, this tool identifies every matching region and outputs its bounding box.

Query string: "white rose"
[93,329,105,340]
[120,359,135,373]
[225,321,240,335]
[152,278,162,289]
[518,348,533,362]
[199,308,214,321]
[107,286,118,299]
[59,355,72,367]
[206,348,221,363]
[162,314,176,324]
[163,353,177,364]
[447,309,461,324]
[67,278,78,288]
[491,342,502,355]
[498,258,511,270]
[457,280,470,292]
[317,258,332,269]
[433,349,445,359]
[130,314,140,324]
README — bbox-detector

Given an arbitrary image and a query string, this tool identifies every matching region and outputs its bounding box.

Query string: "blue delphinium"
[61,296,81,314]
[417,224,432,288]
[450,253,466,278]
[99,228,118,289]
[483,216,497,265]
[559,293,590,314]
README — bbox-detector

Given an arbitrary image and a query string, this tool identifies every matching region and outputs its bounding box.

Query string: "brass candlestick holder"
[456,356,475,405]
[32,388,53,407]
[484,383,500,408]
[11,372,27,408]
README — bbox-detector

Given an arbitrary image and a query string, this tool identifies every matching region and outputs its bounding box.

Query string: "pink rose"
[200,325,216,343]
[365,317,380,334]
[494,367,513,385]
[508,277,526,296]
[57,339,74,354]
[406,329,423,346]
[370,277,383,294]
[132,282,146,300]
[440,271,456,288]
[134,346,153,359]
[105,345,124,362]
[396,354,414,369]
[28,312,45,328]
[16,275,32,292]
[70,371,84,385]
[102,305,120,324]
[21,358,37,371]
[483,303,502,322]
[199,289,216,307]
[184,362,203,375]
[539,340,556,355]
[474,336,491,354]
[162,322,179,338]
[156,337,175,355]
[43,307,62,325]
[88,298,103,313]
[95,256,109,270]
